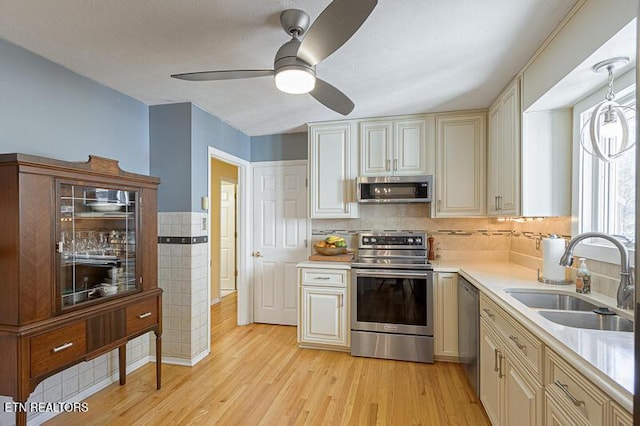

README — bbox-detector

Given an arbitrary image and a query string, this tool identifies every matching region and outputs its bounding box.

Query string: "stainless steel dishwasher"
[458,276,479,397]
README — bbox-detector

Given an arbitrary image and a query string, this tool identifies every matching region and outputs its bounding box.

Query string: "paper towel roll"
[542,236,566,281]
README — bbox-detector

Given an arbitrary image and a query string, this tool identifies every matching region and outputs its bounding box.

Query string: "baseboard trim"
[157,350,210,367]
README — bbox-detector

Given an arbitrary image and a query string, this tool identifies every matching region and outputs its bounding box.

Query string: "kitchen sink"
[505,290,599,311]
[538,310,633,332]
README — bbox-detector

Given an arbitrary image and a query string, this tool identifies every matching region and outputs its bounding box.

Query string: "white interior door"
[252,163,308,325]
[220,182,236,295]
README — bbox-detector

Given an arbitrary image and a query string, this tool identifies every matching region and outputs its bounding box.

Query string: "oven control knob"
[363,237,369,243]
[407,238,414,243]
[416,238,422,244]
[370,238,377,243]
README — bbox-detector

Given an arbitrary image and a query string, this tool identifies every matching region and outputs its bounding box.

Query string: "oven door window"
[356,275,427,326]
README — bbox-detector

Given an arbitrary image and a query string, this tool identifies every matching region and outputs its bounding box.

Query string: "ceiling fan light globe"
[275,67,316,94]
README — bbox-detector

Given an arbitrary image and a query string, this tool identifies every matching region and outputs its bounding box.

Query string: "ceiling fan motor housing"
[274,38,315,76]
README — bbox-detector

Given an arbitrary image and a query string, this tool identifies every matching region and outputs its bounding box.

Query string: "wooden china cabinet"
[0,154,162,426]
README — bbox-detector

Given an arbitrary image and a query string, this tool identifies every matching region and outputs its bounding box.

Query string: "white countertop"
[433,259,634,411]
[296,261,351,270]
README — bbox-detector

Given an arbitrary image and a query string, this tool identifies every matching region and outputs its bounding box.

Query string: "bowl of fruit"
[315,235,348,255]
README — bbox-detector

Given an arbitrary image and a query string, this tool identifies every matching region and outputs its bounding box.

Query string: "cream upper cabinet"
[435,112,486,217]
[360,118,427,176]
[488,79,520,216]
[434,272,458,360]
[308,122,359,218]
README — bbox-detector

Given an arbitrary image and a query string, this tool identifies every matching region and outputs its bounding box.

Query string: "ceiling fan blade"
[297,0,377,66]
[310,79,354,115]
[171,69,274,81]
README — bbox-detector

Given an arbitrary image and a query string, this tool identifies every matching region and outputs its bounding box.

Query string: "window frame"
[571,68,636,266]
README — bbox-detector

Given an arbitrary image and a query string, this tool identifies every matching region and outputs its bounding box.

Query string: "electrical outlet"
[202,217,207,231]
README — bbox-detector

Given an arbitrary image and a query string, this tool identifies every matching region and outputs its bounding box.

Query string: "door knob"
[252,251,263,257]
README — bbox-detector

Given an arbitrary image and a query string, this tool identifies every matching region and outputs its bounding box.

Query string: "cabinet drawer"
[545,349,608,426]
[301,268,348,287]
[480,294,542,379]
[30,322,87,378]
[610,402,633,426]
[126,297,159,335]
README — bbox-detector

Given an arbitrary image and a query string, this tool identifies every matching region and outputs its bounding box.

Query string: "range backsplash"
[312,204,622,300]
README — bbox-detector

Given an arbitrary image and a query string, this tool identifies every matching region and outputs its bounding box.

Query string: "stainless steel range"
[350,231,434,363]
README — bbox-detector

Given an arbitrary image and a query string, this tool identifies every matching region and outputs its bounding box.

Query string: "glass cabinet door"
[57,182,139,312]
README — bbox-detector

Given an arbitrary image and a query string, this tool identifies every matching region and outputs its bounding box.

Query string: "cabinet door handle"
[393,159,398,171]
[509,335,526,351]
[482,308,495,319]
[493,348,499,373]
[386,159,391,171]
[138,312,152,319]
[494,196,498,210]
[339,294,343,307]
[314,276,331,280]
[554,380,585,407]
[498,195,503,210]
[498,352,505,379]
[52,342,74,353]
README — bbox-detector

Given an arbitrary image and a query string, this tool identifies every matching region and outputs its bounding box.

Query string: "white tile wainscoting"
[0,336,149,426]
[156,212,209,366]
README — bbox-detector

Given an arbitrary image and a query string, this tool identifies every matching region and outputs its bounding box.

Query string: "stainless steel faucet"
[559,232,635,309]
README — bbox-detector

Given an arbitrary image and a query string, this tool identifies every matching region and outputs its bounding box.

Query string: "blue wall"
[191,104,251,211]
[0,39,149,174]
[0,37,309,214]
[149,103,253,212]
[149,103,193,212]
[251,132,307,162]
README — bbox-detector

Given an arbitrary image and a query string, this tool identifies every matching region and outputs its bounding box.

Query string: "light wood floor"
[47,293,490,425]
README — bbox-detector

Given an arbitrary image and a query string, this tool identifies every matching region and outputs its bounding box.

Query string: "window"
[573,73,635,264]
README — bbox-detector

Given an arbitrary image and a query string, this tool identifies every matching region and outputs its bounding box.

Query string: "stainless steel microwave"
[356,175,433,203]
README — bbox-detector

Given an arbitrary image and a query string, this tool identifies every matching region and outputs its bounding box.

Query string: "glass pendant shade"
[580,57,635,163]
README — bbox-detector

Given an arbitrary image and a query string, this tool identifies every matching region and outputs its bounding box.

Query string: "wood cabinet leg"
[119,344,126,385]
[16,409,26,426]
[155,332,162,390]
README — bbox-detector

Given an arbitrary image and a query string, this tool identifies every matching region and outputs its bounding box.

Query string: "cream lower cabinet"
[480,294,543,426]
[544,349,632,426]
[298,267,350,350]
[434,272,458,360]
[479,292,633,426]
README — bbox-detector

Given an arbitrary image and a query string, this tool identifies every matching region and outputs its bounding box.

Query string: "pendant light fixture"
[580,56,635,162]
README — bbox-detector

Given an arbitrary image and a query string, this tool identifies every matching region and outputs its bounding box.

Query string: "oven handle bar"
[353,269,431,279]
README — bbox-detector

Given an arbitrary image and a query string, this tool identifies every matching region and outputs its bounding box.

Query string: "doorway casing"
[207,147,253,353]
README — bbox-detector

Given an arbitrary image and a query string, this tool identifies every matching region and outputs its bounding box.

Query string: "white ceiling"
[0,0,579,136]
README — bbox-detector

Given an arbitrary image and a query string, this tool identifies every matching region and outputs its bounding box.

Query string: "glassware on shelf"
[57,182,139,312]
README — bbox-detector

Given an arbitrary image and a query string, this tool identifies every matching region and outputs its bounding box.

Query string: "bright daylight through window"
[578,89,636,246]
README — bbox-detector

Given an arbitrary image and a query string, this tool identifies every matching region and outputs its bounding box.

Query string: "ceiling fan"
[171,0,378,115]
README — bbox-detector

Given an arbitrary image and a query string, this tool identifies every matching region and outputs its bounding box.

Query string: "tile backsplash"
[313,204,625,299]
